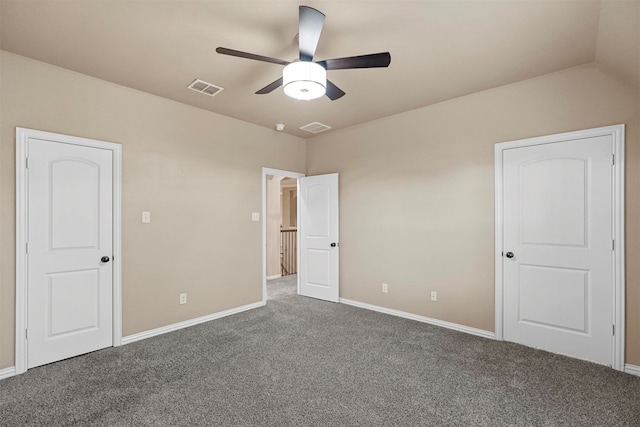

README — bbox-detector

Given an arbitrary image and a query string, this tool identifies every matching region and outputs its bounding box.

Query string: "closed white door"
[502,135,613,365]
[299,173,339,302]
[27,138,114,368]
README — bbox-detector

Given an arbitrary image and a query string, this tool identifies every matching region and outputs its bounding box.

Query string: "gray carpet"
[1,275,639,426]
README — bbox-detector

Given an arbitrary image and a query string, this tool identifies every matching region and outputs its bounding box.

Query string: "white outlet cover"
[251,212,260,221]
[142,211,151,223]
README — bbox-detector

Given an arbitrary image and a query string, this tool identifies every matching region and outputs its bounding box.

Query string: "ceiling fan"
[216,5,391,101]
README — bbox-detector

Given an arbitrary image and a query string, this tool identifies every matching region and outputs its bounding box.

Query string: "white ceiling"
[0,0,607,138]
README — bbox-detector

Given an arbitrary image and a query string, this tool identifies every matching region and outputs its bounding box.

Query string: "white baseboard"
[339,298,495,340]
[121,301,265,345]
[625,363,640,377]
[0,366,16,380]
[266,275,281,280]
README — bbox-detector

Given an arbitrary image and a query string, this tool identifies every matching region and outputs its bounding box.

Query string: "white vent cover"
[187,79,224,97]
[300,122,332,134]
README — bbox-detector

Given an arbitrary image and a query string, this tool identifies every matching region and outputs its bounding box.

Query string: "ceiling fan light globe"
[283,62,326,100]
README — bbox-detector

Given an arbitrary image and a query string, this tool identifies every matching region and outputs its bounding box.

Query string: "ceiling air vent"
[300,122,331,134]
[187,79,224,97]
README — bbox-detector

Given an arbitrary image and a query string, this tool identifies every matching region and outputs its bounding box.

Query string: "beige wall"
[281,186,297,230]
[307,63,640,364]
[595,0,640,89]
[0,51,306,369]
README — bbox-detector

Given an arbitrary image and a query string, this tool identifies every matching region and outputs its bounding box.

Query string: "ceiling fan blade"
[299,6,325,61]
[325,80,346,101]
[317,52,391,70]
[256,77,283,94]
[216,47,290,66]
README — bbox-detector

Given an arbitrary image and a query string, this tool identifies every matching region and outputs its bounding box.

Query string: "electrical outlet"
[382,283,388,293]
[430,291,437,302]
[179,293,187,305]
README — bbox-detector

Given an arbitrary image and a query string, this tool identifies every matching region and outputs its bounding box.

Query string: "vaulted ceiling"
[1,1,636,138]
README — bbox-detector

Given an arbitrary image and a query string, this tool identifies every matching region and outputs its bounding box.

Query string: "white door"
[299,173,339,302]
[502,135,613,365]
[27,138,114,368]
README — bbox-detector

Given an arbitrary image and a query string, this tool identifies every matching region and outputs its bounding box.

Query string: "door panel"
[28,138,113,368]
[50,159,101,249]
[519,158,587,247]
[307,185,331,237]
[518,265,588,332]
[503,135,613,365]
[299,173,339,302]
[307,249,331,287]
[49,269,100,336]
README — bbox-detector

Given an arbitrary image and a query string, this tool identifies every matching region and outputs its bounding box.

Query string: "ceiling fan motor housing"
[283,62,327,100]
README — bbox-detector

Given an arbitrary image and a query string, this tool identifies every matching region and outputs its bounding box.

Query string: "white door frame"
[494,124,625,371]
[261,167,305,303]
[15,127,123,375]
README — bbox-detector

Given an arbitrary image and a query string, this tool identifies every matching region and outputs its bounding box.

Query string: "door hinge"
[612,154,615,165]
[612,325,615,336]
[25,157,29,169]
[25,329,28,340]
[612,239,615,251]
[26,242,28,254]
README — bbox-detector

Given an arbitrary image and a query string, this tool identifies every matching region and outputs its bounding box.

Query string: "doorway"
[265,175,298,278]
[15,128,122,374]
[494,124,625,370]
[262,168,304,302]
[261,168,341,304]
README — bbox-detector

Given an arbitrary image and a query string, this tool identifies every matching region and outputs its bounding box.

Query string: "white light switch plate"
[142,211,151,223]
[251,212,260,221]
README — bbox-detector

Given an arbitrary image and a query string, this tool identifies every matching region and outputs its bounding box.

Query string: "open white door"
[299,173,339,302]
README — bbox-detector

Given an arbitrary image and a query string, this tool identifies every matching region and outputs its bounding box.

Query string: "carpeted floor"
[1,275,639,426]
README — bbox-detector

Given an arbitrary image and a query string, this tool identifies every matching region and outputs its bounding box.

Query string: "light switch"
[251,212,260,221]
[142,211,151,223]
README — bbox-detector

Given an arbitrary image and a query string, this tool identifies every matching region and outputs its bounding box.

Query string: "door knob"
[101,256,111,263]
[505,252,515,258]
[330,242,338,247]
